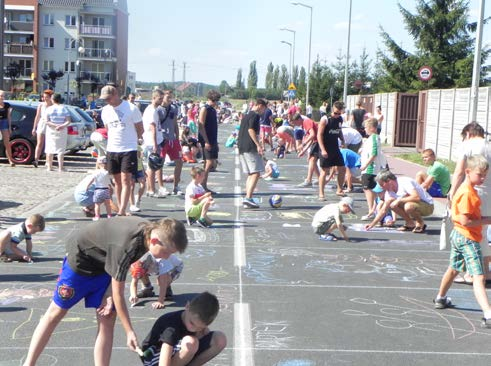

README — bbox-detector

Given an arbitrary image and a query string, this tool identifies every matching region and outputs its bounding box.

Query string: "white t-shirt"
[185,181,206,213]
[142,104,163,147]
[341,127,362,145]
[102,100,142,152]
[312,203,342,228]
[92,169,111,188]
[46,104,70,125]
[385,176,434,205]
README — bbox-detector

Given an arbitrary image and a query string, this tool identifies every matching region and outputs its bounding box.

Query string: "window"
[65,15,76,27]
[43,14,54,25]
[19,14,34,22]
[65,61,75,73]
[92,17,105,26]
[43,37,54,48]
[43,60,54,71]
[64,38,76,49]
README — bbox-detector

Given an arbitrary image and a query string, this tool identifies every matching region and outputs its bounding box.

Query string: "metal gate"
[416,91,427,151]
[394,93,419,147]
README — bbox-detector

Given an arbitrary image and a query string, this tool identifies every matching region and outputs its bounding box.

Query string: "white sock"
[484,310,491,319]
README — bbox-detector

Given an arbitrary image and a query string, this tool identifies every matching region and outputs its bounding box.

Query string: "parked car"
[0,101,96,164]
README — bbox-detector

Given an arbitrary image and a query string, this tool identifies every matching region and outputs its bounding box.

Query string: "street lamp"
[281,40,293,85]
[291,1,312,105]
[280,28,296,83]
[469,0,485,122]
[342,0,353,104]
[75,45,85,99]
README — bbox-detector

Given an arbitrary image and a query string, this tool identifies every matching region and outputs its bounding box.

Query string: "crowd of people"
[4,87,491,364]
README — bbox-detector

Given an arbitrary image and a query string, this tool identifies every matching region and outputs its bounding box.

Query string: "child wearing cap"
[312,197,355,241]
[86,156,113,220]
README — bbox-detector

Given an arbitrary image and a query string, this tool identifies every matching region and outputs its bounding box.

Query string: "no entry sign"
[418,66,433,81]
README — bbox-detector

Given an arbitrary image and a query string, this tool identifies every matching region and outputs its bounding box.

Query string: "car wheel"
[10,138,34,164]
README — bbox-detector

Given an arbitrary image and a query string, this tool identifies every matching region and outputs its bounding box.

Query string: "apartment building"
[4,0,128,101]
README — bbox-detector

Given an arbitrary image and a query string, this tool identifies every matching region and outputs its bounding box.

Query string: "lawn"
[395,153,456,174]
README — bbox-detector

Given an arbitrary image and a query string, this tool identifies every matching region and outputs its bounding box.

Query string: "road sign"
[288,82,297,90]
[418,66,433,81]
[288,89,296,98]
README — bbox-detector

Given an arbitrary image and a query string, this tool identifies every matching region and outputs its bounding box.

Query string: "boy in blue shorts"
[24,217,188,365]
[140,291,226,366]
[433,155,491,328]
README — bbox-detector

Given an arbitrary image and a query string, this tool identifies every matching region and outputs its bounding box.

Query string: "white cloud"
[147,48,162,57]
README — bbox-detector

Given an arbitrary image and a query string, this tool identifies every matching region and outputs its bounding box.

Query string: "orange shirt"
[452,182,482,242]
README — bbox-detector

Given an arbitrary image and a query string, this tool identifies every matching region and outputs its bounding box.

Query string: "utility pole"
[171,60,176,85]
[470,0,485,122]
[183,62,186,82]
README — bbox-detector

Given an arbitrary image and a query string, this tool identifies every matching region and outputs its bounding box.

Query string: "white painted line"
[235,167,240,181]
[235,185,242,207]
[234,302,254,366]
[234,224,246,268]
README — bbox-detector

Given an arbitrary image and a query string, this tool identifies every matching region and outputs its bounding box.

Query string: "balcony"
[79,47,114,61]
[4,21,34,33]
[4,43,34,56]
[80,71,113,83]
[80,24,113,36]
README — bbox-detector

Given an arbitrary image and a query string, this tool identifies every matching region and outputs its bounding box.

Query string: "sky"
[127,0,490,88]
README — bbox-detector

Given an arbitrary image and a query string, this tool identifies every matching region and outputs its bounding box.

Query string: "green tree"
[273,66,280,91]
[235,68,244,89]
[279,65,289,91]
[379,0,488,91]
[247,61,258,97]
[265,62,274,90]
[297,67,307,101]
[218,80,231,95]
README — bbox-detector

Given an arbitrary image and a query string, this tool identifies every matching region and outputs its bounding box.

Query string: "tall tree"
[297,67,307,101]
[273,66,280,91]
[235,68,244,89]
[279,65,289,91]
[265,62,274,90]
[379,0,488,91]
[247,61,258,92]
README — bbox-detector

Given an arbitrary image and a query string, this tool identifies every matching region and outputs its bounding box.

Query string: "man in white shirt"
[101,85,143,216]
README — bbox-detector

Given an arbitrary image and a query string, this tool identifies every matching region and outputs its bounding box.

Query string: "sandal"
[319,234,337,241]
[397,225,415,232]
[412,224,427,233]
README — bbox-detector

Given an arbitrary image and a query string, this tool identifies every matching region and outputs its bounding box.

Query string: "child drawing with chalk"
[312,197,355,242]
[139,291,227,366]
[129,252,183,309]
[0,214,45,263]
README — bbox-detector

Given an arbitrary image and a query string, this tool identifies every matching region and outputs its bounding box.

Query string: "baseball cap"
[372,184,384,193]
[340,196,355,214]
[100,85,116,99]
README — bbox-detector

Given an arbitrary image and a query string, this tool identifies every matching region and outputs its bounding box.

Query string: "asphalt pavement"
[1,126,488,366]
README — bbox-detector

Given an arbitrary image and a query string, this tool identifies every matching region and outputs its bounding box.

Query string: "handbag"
[439,207,452,250]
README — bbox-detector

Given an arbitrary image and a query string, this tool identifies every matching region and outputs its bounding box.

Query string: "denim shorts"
[0,118,9,130]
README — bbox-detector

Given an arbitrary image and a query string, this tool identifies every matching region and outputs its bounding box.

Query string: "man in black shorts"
[317,101,347,200]
[198,90,221,193]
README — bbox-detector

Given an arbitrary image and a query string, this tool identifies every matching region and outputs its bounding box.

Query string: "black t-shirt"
[198,104,218,145]
[0,102,11,119]
[352,108,366,129]
[66,216,148,281]
[322,116,343,153]
[237,111,260,154]
[142,310,195,350]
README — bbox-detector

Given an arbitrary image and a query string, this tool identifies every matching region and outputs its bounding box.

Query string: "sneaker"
[129,205,141,212]
[186,216,196,226]
[264,177,273,181]
[32,160,38,168]
[92,216,100,221]
[297,180,313,188]
[312,179,319,187]
[137,287,155,298]
[159,187,170,196]
[172,186,183,195]
[197,218,210,228]
[433,296,453,309]
[361,213,375,221]
[243,198,259,209]
[481,318,491,328]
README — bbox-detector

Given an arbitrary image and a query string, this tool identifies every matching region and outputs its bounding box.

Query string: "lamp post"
[75,45,85,99]
[281,40,293,85]
[469,0,485,122]
[280,28,296,83]
[342,0,352,104]
[291,1,312,105]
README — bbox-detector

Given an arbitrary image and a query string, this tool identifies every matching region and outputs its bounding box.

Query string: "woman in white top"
[31,89,54,168]
[374,105,384,135]
[44,93,71,172]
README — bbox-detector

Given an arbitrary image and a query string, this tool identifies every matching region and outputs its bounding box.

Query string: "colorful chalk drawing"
[252,320,295,349]
[342,296,491,340]
[277,211,313,220]
[0,286,52,306]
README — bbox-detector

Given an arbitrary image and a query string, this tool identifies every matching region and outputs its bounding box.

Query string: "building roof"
[38,0,127,12]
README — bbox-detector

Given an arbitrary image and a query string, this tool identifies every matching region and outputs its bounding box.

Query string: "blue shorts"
[294,128,305,141]
[0,118,9,130]
[428,181,445,198]
[271,170,280,179]
[53,257,111,309]
[133,169,145,181]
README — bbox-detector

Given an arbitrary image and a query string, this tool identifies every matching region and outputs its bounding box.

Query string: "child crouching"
[312,197,355,241]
